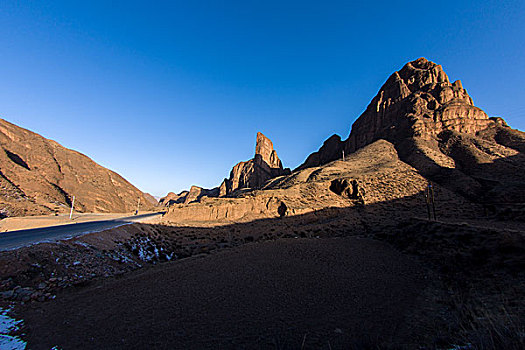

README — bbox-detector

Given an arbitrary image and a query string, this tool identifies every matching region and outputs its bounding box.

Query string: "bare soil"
[18,237,430,349]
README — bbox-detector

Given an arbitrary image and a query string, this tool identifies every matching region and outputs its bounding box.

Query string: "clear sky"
[1,1,524,196]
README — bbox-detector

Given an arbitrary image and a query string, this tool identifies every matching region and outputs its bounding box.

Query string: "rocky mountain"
[158,186,222,207]
[164,186,220,205]
[297,57,525,203]
[219,132,290,196]
[162,58,524,224]
[0,118,154,217]
[163,139,482,224]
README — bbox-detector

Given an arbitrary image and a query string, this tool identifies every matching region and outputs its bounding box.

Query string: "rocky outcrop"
[344,57,491,153]
[184,186,219,204]
[163,140,483,225]
[158,191,188,207]
[296,58,525,203]
[298,58,494,170]
[220,132,290,196]
[0,118,154,216]
[296,134,344,171]
[159,186,220,206]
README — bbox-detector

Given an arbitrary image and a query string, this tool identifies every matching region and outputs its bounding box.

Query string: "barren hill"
[163,58,524,224]
[0,118,154,217]
[163,139,480,225]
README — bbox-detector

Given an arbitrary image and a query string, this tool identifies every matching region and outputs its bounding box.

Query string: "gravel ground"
[19,236,428,349]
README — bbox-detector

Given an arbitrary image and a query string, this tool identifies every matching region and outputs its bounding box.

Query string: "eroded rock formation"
[158,191,188,207]
[344,57,491,153]
[220,132,290,196]
[184,186,219,204]
[297,58,525,203]
[159,186,221,206]
[164,140,483,225]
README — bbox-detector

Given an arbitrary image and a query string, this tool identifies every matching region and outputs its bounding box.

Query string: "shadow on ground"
[2,190,523,349]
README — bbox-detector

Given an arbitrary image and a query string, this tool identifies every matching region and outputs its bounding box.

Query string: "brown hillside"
[163,140,480,225]
[0,118,154,216]
[296,57,525,203]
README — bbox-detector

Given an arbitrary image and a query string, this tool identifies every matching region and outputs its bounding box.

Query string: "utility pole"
[425,182,437,221]
[135,197,140,215]
[430,182,437,220]
[342,150,345,162]
[69,196,75,220]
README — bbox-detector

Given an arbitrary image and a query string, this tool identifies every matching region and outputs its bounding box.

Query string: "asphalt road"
[0,212,163,251]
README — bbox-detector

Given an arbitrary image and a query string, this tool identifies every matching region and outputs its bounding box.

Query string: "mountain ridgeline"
[3,57,524,218]
[162,57,524,224]
[297,57,525,203]
[0,119,155,217]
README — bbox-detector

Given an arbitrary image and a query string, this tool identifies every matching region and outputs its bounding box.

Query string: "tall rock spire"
[220,132,290,196]
[255,132,283,169]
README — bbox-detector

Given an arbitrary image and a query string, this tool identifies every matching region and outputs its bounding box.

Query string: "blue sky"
[1,1,524,196]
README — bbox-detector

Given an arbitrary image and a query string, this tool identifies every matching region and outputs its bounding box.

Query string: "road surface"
[0,212,163,251]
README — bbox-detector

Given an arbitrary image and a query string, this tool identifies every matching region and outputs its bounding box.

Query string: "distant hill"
[0,118,154,217]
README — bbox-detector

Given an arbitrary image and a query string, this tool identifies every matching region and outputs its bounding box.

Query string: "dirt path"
[19,237,429,349]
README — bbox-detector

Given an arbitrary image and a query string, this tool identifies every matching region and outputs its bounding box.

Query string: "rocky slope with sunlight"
[2,58,524,350]
[297,57,525,203]
[0,118,154,217]
[163,57,525,224]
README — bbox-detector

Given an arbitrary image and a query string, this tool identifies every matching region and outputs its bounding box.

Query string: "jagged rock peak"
[220,132,290,196]
[345,57,488,153]
[297,57,497,171]
[255,132,283,169]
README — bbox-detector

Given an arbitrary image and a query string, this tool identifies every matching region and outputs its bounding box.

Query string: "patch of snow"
[0,307,26,350]
[74,241,93,249]
[133,237,156,261]
[130,237,176,262]
[447,344,473,350]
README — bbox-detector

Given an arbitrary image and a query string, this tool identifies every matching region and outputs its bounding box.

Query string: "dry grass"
[457,302,524,350]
